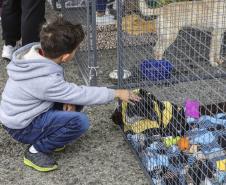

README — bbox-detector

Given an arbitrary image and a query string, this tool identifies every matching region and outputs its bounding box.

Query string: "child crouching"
[0,18,140,172]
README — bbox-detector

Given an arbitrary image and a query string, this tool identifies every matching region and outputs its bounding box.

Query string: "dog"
[139,0,226,66]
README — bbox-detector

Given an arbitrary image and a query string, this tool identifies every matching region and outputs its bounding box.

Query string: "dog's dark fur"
[111,89,226,137]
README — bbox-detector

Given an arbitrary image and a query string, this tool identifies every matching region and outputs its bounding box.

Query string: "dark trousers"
[0,0,2,16]
[1,0,45,46]
[96,0,107,13]
[4,104,89,153]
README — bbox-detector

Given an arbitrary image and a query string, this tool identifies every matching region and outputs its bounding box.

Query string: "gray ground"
[0,5,149,185]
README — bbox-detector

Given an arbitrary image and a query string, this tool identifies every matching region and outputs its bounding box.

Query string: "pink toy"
[185,99,200,119]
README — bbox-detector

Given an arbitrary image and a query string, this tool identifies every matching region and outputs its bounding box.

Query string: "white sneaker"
[2,45,16,60]
[96,14,115,26]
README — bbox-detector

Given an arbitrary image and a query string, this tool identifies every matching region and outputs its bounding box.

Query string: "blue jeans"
[96,0,107,13]
[4,104,89,153]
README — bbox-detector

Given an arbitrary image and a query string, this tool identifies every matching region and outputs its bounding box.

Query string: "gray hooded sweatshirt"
[0,43,115,129]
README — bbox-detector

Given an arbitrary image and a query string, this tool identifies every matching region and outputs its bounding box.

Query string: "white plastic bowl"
[109,69,131,83]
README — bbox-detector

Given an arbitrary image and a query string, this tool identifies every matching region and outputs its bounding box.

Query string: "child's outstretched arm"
[43,74,140,105]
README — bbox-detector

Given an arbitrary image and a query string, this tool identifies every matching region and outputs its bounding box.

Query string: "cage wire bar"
[57,0,226,184]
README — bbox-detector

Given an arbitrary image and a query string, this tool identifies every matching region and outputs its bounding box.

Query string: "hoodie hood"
[7,43,63,81]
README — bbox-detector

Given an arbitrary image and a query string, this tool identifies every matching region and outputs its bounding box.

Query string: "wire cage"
[55,0,226,184]
[115,0,226,184]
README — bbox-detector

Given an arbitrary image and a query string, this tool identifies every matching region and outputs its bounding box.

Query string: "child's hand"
[115,89,141,104]
[63,104,76,111]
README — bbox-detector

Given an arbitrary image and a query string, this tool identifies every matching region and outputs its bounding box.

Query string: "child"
[0,18,140,172]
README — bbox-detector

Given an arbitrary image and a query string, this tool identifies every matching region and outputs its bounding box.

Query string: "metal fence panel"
[57,0,226,184]
[58,0,97,85]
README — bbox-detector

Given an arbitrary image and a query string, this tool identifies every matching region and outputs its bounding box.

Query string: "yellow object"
[216,159,226,171]
[122,15,156,36]
[163,136,181,147]
[24,157,58,172]
[54,145,66,152]
[122,89,173,133]
[177,137,190,151]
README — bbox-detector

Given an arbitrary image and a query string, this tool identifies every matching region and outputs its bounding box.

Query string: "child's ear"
[61,53,71,62]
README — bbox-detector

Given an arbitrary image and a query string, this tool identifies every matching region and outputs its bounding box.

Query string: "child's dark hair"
[40,17,85,59]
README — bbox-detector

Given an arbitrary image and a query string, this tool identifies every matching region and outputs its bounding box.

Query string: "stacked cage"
[56,0,226,184]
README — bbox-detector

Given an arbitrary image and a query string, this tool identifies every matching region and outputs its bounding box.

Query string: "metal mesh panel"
[118,0,226,184]
[57,0,118,86]
[95,0,117,86]
[58,0,97,85]
[57,0,226,184]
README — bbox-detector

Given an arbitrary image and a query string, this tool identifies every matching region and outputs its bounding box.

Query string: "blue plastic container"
[140,60,173,81]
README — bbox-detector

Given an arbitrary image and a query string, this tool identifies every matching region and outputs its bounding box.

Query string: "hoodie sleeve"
[44,74,116,105]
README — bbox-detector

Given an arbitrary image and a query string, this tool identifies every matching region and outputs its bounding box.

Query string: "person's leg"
[6,109,89,153]
[21,0,45,46]
[1,0,21,46]
[0,0,3,16]
[4,108,89,171]
[33,110,90,153]
[96,0,107,16]
[1,0,21,60]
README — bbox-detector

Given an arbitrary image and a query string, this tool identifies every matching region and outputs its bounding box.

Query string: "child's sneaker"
[2,45,16,61]
[54,145,66,152]
[24,147,58,172]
